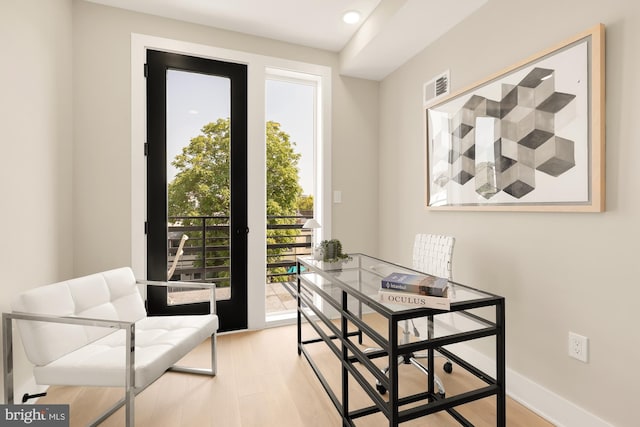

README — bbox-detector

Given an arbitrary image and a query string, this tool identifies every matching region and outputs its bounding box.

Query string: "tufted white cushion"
[33,314,218,387]
[11,267,218,388]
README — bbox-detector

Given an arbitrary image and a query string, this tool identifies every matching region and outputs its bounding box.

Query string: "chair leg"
[373,354,446,396]
[89,397,126,427]
[125,388,134,427]
[210,333,217,376]
[125,324,135,427]
[169,334,217,376]
[378,355,404,376]
[409,357,446,396]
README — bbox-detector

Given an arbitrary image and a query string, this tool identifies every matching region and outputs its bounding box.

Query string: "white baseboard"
[447,343,613,427]
[506,368,613,427]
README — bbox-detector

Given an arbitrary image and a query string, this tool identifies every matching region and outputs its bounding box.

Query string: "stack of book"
[378,272,451,310]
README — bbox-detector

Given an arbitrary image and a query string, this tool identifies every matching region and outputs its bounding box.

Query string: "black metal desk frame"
[296,254,505,427]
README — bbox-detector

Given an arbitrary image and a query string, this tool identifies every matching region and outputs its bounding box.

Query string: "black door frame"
[145,50,248,332]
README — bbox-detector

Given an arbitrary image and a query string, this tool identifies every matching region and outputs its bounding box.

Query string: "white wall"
[71,0,379,322]
[332,75,380,253]
[0,0,74,401]
[378,1,640,426]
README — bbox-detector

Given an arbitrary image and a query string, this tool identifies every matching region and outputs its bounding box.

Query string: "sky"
[166,69,314,195]
[265,78,314,195]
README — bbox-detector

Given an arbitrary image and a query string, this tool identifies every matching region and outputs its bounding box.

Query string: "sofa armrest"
[136,280,217,314]
[4,311,134,329]
[2,312,136,405]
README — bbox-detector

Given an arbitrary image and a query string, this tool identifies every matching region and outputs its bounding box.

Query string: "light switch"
[333,190,342,203]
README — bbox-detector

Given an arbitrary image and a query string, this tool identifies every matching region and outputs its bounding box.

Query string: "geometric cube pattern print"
[432,67,576,200]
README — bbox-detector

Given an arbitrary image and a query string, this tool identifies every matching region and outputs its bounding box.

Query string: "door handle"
[236,227,249,235]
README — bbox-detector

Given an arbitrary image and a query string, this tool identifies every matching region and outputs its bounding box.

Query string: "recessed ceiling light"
[342,10,361,24]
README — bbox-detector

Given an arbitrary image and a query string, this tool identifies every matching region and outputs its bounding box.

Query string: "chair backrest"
[168,234,189,280]
[11,267,146,367]
[412,234,455,280]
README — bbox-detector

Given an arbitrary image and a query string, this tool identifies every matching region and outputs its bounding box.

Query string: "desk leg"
[497,299,506,427]
[427,315,435,400]
[388,317,399,427]
[341,291,349,424]
[297,262,302,356]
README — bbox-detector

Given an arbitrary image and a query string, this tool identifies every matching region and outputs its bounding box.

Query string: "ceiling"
[86,0,488,80]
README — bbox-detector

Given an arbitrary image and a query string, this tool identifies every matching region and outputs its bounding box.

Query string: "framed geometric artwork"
[425,24,605,212]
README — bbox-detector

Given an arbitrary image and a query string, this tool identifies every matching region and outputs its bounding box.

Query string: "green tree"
[297,194,314,215]
[168,118,304,282]
[169,119,302,217]
[264,121,304,281]
[169,119,231,217]
[265,121,302,216]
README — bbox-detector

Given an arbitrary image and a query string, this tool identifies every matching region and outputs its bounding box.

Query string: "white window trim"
[130,33,331,330]
[265,67,326,241]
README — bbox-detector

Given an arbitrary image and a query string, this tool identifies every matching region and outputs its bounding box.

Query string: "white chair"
[2,267,218,426]
[374,234,455,396]
[168,233,189,280]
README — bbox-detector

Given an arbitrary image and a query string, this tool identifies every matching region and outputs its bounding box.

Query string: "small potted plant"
[318,239,351,268]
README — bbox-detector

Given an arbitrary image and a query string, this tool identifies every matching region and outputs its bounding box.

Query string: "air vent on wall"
[423,70,450,106]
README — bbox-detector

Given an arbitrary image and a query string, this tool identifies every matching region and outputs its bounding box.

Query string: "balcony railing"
[167,215,313,285]
[168,216,231,287]
[266,214,313,282]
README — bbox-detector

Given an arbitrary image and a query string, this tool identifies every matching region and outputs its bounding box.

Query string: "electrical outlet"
[568,332,588,362]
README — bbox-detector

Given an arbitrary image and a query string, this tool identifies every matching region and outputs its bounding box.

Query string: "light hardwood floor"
[38,322,554,426]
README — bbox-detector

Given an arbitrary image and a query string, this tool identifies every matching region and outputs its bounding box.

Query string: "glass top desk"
[296,254,505,426]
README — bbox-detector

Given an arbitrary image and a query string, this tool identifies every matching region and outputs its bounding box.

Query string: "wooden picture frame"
[425,24,605,212]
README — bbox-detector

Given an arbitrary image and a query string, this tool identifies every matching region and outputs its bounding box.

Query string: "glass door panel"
[166,70,231,304]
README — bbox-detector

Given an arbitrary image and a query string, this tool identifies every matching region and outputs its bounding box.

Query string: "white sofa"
[2,267,218,426]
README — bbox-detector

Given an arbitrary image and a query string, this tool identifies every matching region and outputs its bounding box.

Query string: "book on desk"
[378,272,450,310]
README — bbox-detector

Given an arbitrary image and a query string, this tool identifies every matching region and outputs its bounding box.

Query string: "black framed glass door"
[146,50,248,332]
